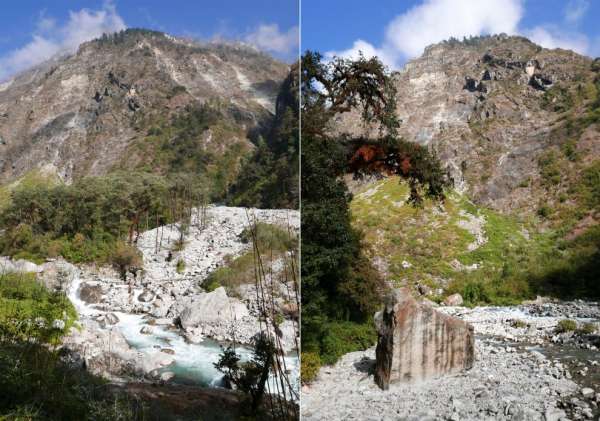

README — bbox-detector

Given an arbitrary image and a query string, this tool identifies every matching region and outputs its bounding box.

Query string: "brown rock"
[443,293,464,306]
[374,288,474,390]
[79,283,103,304]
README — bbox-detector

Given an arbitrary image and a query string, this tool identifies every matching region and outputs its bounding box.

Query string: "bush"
[176,259,186,274]
[201,278,221,292]
[538,205,552,218]
[110,242,142,282]
[578,322,597,335]
[301,352,321,385]
[538,151,562,186]
[556,319,577,333]
[0,272,77,344]
[511,319,528,329]
[320,321,377,366]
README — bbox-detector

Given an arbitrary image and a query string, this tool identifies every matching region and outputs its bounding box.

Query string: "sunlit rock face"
[333,35,600,214]
[0,29,288,184]
[374,288,474,389]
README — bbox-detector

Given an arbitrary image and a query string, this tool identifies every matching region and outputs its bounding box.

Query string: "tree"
[301,51,450,359]
[109,241,142,283]
[214,333,276,413]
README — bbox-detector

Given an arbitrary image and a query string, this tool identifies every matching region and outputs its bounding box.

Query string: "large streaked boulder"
[374,288,474,390]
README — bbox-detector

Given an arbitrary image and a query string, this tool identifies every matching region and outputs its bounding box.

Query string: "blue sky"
[0,1,299,80]
[302,0,600,69]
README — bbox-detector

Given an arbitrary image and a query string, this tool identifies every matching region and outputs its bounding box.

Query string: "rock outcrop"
[179,286,260,344]
[374,288,474,389]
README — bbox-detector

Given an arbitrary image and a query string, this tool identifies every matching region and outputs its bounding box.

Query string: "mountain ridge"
[0,28,290,192]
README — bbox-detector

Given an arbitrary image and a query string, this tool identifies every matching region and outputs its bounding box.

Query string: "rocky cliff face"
[0,29,289,184]
[337,34,600,214]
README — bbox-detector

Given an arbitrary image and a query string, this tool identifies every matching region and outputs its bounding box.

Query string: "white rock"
[581,387,594,398]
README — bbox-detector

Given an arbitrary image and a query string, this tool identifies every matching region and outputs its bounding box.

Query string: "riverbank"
[2,205,300,393]
[302,300,600,420]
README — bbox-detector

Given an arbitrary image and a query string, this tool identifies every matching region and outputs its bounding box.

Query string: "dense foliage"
[0,172,204,264]
[120,103,243,201]
[0,273,146,420]
[301,51,449,367]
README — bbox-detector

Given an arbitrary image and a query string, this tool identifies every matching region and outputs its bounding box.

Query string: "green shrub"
[301,352,321,385]
[537,205,552,218]
[556,319,577,333]
[578,322,597,335]
[202,278,221,292]
[511,319,527,329]
[0,272,77,344]
[562,139,579,162]
[176,259,186,274]
[110,242,143,282]
[538,150,562,186]
[320,321,377,365]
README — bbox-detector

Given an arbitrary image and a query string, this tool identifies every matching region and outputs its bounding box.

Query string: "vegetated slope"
[343,35,600,300]
[350,176,546,304]
[0,28,289,198]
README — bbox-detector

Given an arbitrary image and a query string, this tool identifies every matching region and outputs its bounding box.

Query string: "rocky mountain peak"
[337,34,599,214]
[0,28,289,184]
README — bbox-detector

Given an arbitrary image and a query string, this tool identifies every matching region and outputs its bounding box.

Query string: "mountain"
[0,29,290,198]
[339,34,599,213]
[339,35,599,300]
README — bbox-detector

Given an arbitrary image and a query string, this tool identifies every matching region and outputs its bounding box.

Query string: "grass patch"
[556,319,577,333]
[201,223,296,292]
[318,320,377,366]
[176,259,186,274]
[351,177,539,305]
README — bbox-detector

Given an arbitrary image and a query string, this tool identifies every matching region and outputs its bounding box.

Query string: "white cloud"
[0,3,126,80]
[524,25,589,54]
[564,0,589,24]
[329,0,594,69]
[385,0,523,59]
[245,24,299,55]
[324,39,395,68]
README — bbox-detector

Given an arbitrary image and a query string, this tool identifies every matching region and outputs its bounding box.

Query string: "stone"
[179,287,249,328]
[139,325,153,335]
[417,283,433,296]
[280,302,299,319]
[106,313,120,325]
[160,371,175,382]
[79,283,103,304]
[581,387,594,398]
[161,348,175,355]
[374,288,474,389]
[544,408,567,421]
[444,293,464,307]
[138,289,155,302]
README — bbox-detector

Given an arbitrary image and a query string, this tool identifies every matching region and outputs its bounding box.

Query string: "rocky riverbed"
[2,205,300,392]
[302,300,600,421]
